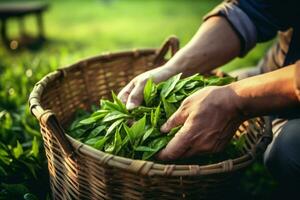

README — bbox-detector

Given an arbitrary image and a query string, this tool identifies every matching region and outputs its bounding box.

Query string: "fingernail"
[126,102,136,110]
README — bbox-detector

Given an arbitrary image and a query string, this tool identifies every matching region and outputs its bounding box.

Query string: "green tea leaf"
[150,103,160,127]
[30,137,39,158]
[167,125,182,137]
[22,161,38,179]
[69,73,239,161]
[0,110,12,130]
[91,109,109,117]
[0,165,7,176]
[166,93,185,103]
[134,146,156,152]
[21,118,41,138]
[144,78,154,106]
[24,193,39,200]
[173,73,201,92]
[81,116,101,125]
[69,128,86,139]
[87,125,106,139]
[101,99,128,114]
[102,111,129,123]
[131,106,154,118]
[149,136,170,149]
[231,133,246,152]
[113,128,123,154]
[0,148,12,165]
[13,141,23,159]
[0,183,29,197]
[206,76,236,86]
[86,136,107,150]
[105,118,124,136]
[85,136,101,146]
[69,111,92,130]
[112,91,128,114]
[104,141,114,153]
[160,73,182,98]
[142,127,155,143]
[162,98,177,118]
[142,136,170,160]
[94,137,108,150]
[79,113,106,125]
[185,81,200,90]
[103,128,122,154]
[130,115,146,144]
[123,123,134,146]
[121,135,130,149]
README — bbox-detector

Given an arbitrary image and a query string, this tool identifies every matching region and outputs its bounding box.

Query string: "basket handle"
[41,110,75,157]
[29,71,75,158]
[153,36,180,66]
[255,117,273,155]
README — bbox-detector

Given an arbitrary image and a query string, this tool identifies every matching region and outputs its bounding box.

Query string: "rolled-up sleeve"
[204,0,290,57]
[296,61,300,101]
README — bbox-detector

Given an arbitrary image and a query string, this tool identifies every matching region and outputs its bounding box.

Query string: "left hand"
[157,85,244,161]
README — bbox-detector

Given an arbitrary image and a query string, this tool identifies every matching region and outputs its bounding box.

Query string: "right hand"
[118,66,177,109]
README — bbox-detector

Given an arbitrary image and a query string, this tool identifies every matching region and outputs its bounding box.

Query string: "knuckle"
[175,108,187,121]
[169,114,178,123]
[176,131,191,145]
[173,117,182,126]
[166,118,176,129]
[179,101,190,115]
[168,112,184,127]
[165,119,173,127]
[137,76,149,85]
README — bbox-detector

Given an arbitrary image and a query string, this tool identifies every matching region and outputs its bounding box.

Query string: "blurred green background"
[0,0,275,199]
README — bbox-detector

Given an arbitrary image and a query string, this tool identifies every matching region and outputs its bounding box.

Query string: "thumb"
[126,83,144,110]
[160,109,187,133]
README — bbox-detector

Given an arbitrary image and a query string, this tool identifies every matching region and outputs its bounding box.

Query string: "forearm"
[230,64,300,118]
[163,16,241,76]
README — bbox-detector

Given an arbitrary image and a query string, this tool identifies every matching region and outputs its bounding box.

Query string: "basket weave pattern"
[29,37,272,200]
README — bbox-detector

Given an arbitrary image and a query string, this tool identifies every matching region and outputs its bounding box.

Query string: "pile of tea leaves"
[68,73,243,161]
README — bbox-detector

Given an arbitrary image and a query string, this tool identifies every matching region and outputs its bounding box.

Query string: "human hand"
[157,85,244,161]
[118,66,177,109]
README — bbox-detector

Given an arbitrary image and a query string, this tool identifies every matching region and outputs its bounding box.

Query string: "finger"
[126,82,144,110]
[160,108,187,133]
[118,82,134,104]
[182,148,199,158]
[157,125,191,161]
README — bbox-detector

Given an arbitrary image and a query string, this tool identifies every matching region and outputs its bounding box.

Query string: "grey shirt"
[204,0,300,100]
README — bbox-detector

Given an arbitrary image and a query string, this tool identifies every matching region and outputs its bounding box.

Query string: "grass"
[2,0,272,69]
[0,0,276,199]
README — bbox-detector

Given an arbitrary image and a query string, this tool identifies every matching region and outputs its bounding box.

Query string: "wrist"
[162,50,190,74]
[227,66,300,119]
[226,83,251,119]
[162,45,205,76]
[220,84,249,120]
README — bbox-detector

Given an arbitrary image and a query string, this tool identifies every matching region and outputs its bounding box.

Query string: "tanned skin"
[118,16,299,161]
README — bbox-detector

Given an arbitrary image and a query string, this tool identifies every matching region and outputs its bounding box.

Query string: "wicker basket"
[29,36,273,200]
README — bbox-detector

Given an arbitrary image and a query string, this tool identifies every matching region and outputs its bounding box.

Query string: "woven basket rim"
[68,134,254,177]
[29,47,268,177]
